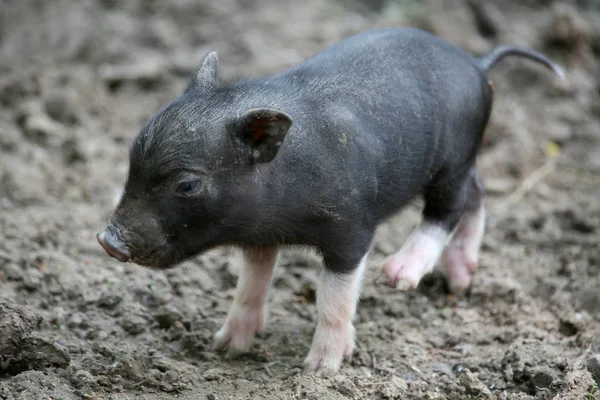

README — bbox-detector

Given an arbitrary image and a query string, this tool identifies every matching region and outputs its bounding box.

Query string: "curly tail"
[477,45,565,78]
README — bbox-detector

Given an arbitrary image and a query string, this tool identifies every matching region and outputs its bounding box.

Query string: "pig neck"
[218,77,338,247]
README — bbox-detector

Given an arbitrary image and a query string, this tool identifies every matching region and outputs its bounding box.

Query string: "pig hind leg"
[383,169,473,290]
[441,168,485,294]
[214,247,278,357]
[304,245,371,376]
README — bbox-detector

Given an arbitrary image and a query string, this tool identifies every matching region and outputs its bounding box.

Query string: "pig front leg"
[214,247,278,357]
[304,251,369,376]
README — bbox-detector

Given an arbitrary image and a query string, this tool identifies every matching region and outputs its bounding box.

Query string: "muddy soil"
[1,0,599,399]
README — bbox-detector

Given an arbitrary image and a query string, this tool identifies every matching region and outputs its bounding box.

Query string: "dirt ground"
[0,0,599,399]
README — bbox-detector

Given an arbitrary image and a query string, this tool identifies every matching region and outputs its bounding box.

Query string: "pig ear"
[184,51,219,92]
[235,108,292,163]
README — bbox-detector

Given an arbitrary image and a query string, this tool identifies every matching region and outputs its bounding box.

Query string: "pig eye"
[175,180,201,195]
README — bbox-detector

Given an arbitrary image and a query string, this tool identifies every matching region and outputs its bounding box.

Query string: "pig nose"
[97,227,130,262]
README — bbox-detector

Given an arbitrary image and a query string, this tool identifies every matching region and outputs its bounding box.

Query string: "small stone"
[586,354,600,384]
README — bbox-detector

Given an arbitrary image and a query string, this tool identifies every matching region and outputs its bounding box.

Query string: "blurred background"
[0,1,599,399]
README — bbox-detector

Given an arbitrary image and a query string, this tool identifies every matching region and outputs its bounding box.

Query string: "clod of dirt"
[218,260,240,291]
[375,376,408,399]
[60,136,87,165]
[544,3,589,52]
[466,0,505,38]
[459,369,494,399]
[67,312,89,329]
[0,122,21,153]
[332,375,359,399]
[120,314,148,335]
[577,289,600,314]
[559,316,582,337]
[530,366,559,390]
[21,268,43,291]
[0,299,70,375]
[202,367,228,382]
[98,53,169,92]
[153,304,184,329]
[561,363,596,400]
[97,292,123,309]
[70,369,96,389]
[586,354,600,384]
[43,89,81,126]
[16,101,65,146]
[1,262,25,281]
[0,72,40,107]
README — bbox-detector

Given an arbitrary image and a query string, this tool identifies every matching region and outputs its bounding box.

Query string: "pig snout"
[97,225,131,262]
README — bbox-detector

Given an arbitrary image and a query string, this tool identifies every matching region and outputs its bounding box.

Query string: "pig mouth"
[130,244,181,269]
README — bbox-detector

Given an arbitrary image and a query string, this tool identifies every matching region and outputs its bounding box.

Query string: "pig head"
[97,51,292,268]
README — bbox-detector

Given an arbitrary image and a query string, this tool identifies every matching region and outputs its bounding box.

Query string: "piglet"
[97,28,563,376]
